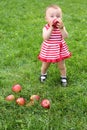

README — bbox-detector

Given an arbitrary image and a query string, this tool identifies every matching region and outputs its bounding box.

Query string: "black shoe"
[40,74,47,83]
[61,77,67,87]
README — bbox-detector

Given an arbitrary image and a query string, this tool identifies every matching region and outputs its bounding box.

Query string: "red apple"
[16,97,25,106]
[26,100,34,107]
[12,84,22,93]
[41,99,50,109]
[30,95,40,101]
[53,19,58,27]
[5,94,15,101]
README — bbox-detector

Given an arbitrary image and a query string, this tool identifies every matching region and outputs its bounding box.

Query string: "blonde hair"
[46,4,62,13]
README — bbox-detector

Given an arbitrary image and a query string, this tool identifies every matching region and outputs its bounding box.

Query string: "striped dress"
[38,24,71,63]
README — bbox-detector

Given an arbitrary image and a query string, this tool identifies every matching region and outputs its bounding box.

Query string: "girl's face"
[45,7,62,24]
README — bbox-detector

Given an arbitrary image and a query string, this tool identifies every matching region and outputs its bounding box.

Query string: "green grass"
[0,0,87,129]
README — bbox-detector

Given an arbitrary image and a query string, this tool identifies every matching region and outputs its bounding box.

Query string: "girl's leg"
[41,62,50,74]
[57,60,66,77]
[57,60,67,86]
[40,62,50,82]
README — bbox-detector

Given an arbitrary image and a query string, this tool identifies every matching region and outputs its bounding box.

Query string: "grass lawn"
[0,0,87,129]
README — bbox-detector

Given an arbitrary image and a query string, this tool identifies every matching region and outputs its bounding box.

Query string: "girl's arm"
[42,26,53,41]
[60,26,68,39]
[57,18,68,39]
[42,20,54,41]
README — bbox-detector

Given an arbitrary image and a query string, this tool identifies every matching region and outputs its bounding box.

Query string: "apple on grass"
[41,99,50,109]
[16,97,26,106]
[5,94,15,101]
[26,100,34,107]
[26,95,40,107]
[12,84,22,93]
[30,95,40,101]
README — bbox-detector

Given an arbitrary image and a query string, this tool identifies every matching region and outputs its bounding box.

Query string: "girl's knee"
[41,62,50,73]
[58,60,65,68]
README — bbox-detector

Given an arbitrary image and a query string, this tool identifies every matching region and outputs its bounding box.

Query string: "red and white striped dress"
[38,24,71,63]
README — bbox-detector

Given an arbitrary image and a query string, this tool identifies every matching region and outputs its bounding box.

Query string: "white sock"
[61,76,67,83]
[41,73,47,76]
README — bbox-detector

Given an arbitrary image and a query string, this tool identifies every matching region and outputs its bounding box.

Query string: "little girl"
[38,5,71,86]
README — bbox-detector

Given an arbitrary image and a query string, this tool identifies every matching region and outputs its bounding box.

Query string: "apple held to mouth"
[16,97,26,106]
[41,99,50,109]
[53,19,58,27]
[30,95,40,101]
[5,94,15,101]
[12,84,22,93]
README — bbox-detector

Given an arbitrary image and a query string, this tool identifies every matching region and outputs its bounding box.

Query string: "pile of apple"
[5,84,50,109]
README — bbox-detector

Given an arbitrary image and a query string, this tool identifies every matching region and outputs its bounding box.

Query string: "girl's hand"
[56,18,64,29]
[49,20,54,28]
